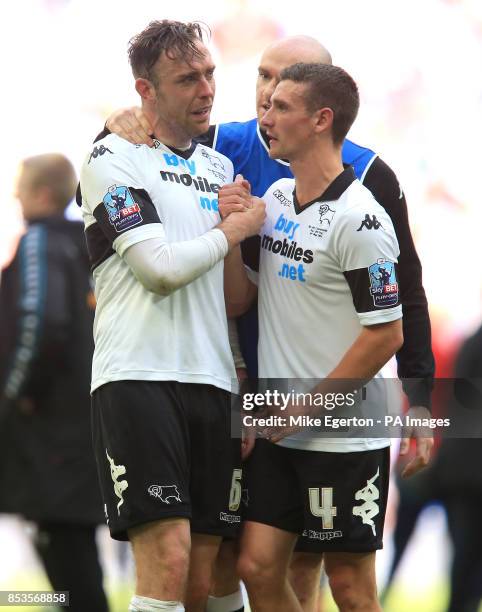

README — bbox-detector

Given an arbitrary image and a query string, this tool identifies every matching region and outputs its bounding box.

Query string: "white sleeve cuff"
[358,305,403,326]
[113,223,165,257]
[245,265,259,286]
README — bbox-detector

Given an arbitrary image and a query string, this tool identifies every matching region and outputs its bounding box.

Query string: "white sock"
[206,588,244,612]
[129,595,185,611]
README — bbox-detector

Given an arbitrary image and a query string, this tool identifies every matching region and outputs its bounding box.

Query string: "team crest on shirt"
[368,259,399,307]
[200,149,225,171]
[200,150,227,181]
[309,204,336,238]
[103,185,143,233]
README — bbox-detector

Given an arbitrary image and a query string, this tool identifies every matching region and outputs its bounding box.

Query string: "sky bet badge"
[368,259,399,308]
[103,185,143,233]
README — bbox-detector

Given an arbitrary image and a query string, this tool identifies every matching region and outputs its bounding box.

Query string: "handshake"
[217,175,266,248]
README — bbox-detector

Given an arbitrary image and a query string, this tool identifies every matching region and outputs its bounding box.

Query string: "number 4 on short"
[309,487,337,529]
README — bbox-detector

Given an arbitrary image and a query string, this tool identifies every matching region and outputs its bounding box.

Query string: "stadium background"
[1,0,481,609]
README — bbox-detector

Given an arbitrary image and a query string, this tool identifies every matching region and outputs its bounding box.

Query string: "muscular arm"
[326,319,404,383]
[266,320,403,443]
[111,210,264,298]
[364,157,435,408]
[81,136,265,297]
[224,245,257,318]
[123,230,229,296]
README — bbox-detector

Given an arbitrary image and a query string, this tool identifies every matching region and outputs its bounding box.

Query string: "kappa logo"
[368,259,399,308]
[357,214,383,231]
[148,484,182,504]
[273,189,292,208]
[200,149,225,171]
[88,144,113,164]
[102,185,143,233]
[302,529,343,541]
[219,512,241,524]
[106,450,128,516]
[309,203,336,238]
[352,468,380,536]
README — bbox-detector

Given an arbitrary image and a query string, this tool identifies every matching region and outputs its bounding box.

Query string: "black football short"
[91,381,242,541]
[244,439,389,553]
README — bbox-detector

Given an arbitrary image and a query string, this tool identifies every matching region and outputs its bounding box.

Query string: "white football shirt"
[257,167,402,452]
[80,134,236,393]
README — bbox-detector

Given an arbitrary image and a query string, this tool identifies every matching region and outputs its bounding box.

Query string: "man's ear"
[135,78,156,101]
[313,107,334,135]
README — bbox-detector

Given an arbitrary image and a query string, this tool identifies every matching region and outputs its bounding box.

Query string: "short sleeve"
[335,204,403,326]
[80,137,164,258]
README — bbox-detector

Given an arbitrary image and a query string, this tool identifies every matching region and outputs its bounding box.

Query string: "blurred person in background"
[0,154,108,612]
[99,34,434,612]
[380,461,439,605]
[434,324,482,612]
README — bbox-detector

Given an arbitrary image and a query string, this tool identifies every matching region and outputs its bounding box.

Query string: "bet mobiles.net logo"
[261,213,314,284]
[159,152,222,214]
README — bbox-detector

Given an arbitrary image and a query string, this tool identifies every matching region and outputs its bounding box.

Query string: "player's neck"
[290,147,344,207]
[144,108,192,149]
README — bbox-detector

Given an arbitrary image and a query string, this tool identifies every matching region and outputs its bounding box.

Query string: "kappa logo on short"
[352,468,380,536]
[106,450,128,516]
[103,185,143,233]
[148,484,182,504]
[219,512,241,524]
[302,529,343,541]
[368,259,399,308]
